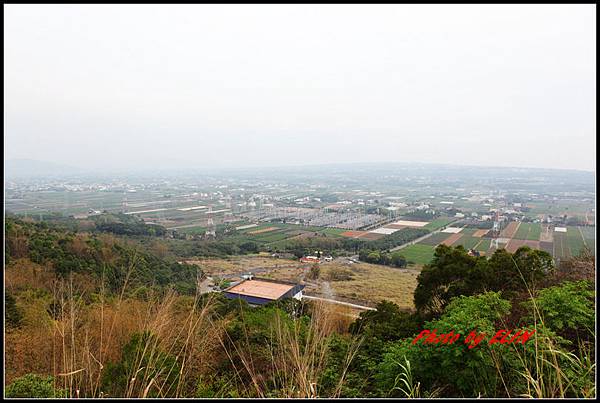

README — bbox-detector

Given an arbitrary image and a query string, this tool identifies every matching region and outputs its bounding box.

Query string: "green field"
[459,228,478,237]
[567,226,587,256]
[424,217,455,231]
[579,226,596,247]
[513,223,542,241]
[320,227,347,237]
[453,236,481,250]
[399,244,436,265]
[553,232,571,260]
[475,238,491,253]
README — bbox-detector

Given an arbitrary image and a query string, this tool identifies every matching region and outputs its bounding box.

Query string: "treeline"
[164,238,262,258]
[5,217,199,295]
[358,249,407,267]
[6,212,168,238]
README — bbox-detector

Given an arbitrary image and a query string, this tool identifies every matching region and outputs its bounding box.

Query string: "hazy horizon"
[5,4,596,172]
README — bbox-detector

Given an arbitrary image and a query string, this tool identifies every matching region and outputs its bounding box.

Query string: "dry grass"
[215,298,362,398]
[186,256,301,277]
[307,262,419,310]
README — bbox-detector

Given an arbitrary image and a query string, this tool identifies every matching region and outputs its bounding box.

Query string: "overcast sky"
[4,5,596,172]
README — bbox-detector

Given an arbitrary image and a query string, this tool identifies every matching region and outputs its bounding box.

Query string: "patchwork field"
[399,244,437,265]
[506,239,540,253]
[357,232,386,240]
[513,223,542,241]
[567,226,588,256]
[247,226,278,234]
[418,232,452,246]
[424,217,456,231]
[472,229,489,238]
[441,233,463,246]
[391,220,429,227]
[500,221,520,238]
[553,232,571,260]
[452,236,482,250]
[340,230,369,238]
[475,238,491,253]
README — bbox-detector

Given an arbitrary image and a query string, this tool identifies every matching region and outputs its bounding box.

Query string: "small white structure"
[554,227,567,233]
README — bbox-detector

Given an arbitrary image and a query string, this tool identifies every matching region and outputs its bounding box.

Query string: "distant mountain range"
[4,158,594,180]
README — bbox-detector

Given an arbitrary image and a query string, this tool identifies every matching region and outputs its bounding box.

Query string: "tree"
[413,245,487,315]
[390,252,407,268]
[5,374,68,398]
[487,247,553,292]
[524,280,594,339]
[307,263,320,280]
[6,293,23,329]
[377,292,516,397]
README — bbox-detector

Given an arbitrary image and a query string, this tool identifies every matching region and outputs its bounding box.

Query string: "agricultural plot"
[391,220,429,227]
[357,232,386,240]
[247,226,279,235]
[579,226,596,245]
[424,217,455,231]
[369,227,400,235]
[472,229,489,238]
[500,222,520,238]
[540,241,554,255]
[567,226,587,256]
[505,239,540,253]
[552,232,571,260]
[418,232,451,246]
[441,233,462,246]
[452,236,481,250]
[513,223,542,241]
[320,228,347,237]
[441,227,462,234]
[251,231,291,243]
[459,228,478,237]
[475,239,491,253]
[400,244,437,265]
[236,223,276,234]
[340,230,369,239]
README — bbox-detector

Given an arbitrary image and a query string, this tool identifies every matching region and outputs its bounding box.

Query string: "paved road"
[303,295,377,311]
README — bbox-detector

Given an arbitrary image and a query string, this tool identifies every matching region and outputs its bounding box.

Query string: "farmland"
[424,217,456,231]
[513,222,542,241]
[399,244,437,265]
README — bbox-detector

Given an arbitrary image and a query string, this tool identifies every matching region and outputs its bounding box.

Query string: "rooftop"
[225,279,296,300]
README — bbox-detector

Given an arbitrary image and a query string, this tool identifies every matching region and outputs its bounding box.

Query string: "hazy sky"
[4,5,596,172]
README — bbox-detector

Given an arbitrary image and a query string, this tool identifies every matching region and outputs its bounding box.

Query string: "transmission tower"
[122,193,128,214]
[205,205,216,238]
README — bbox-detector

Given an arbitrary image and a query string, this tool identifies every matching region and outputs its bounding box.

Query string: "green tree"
[5,293,23,329]
[5,374,68,398]
[413,245,487,315]
[525,280,594,339]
